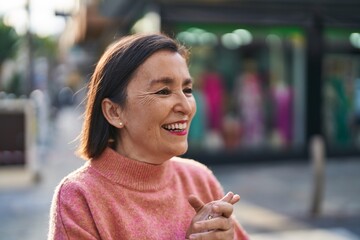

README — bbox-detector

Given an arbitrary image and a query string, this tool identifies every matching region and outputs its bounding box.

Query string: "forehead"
[130,50,190,87]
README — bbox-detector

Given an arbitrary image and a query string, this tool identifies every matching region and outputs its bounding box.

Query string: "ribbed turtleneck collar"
[89,147,173,192]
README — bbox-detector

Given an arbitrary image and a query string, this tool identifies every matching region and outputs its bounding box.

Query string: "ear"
[101,98,124,128]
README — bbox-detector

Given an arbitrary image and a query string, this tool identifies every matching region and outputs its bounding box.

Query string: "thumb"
[188,195,205,213]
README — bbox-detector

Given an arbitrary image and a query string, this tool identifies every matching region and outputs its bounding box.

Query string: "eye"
[155,88,171,95]
[183,87,193,95]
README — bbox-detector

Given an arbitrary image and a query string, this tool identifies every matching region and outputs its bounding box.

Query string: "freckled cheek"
[190,99,197,119]
[141,112,163,133]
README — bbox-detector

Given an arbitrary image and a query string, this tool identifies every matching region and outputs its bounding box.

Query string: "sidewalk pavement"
[0,107,84,240]
[0,107,359,240]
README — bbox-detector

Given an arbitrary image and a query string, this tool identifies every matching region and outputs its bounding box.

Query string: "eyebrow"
[148,77,193,88]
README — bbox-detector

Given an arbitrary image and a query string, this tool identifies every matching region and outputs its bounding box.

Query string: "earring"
[119,122,123,127]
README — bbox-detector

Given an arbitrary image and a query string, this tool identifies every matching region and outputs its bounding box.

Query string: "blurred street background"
[0,0,360,239]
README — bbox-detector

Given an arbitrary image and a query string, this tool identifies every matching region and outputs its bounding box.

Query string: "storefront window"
[174,24,306,154]
[323,28,360,149]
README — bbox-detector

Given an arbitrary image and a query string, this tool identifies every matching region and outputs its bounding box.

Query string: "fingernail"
[213,205,219,212]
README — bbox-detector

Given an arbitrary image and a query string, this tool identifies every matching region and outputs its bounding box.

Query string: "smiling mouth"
[162,122,187,132]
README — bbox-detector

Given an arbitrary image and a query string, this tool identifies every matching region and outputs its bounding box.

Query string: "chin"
[169,143,188,157]
[177,145,188,156]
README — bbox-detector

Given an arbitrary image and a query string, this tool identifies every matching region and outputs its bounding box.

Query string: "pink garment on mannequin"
[203,72,225,131]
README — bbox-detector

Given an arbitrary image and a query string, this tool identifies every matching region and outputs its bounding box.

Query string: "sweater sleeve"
[233,216,250,240]
[48,181,100,240]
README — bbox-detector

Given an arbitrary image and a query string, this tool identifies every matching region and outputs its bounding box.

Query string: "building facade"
[63,0,360,163]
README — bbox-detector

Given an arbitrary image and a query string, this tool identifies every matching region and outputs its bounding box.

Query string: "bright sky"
[0,0,76,36]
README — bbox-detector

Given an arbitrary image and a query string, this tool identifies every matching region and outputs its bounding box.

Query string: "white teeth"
[163,122,187,130]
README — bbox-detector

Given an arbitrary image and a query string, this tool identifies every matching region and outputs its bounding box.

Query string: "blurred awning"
[157,0,360,27]
[59,0,360,57]
[61,0,147,45]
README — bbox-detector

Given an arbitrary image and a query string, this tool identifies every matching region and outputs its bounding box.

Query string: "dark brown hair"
[77,33,189,160]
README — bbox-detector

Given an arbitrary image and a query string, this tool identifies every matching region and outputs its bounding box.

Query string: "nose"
[173,91,195,115]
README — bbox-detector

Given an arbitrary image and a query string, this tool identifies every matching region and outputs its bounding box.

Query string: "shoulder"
[53,164,94,200]
[49,164,95,222]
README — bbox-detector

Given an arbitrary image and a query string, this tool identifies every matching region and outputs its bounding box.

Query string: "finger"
[212,202,234,218]
[219,191,234,203]
[189,231,212,240]
[193,217,232,233]
[189,222,234,240]
[229,194,240,205]
[188,195,205,213]
[188,231,215,240]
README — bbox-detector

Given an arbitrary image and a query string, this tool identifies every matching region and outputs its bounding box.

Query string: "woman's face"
[117,50,196,164]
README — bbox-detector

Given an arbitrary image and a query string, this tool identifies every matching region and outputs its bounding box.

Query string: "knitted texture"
[48,147,247,239]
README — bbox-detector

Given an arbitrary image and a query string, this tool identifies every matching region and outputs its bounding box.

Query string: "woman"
[48,33,249,240]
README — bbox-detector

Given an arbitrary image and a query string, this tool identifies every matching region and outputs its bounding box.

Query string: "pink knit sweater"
[48,147,248,239]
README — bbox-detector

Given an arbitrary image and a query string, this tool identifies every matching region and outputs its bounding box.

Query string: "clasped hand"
[186,192,240,240]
